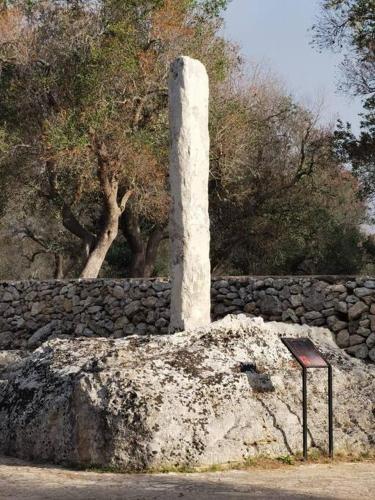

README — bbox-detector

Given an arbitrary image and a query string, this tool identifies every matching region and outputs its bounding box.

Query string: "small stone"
[335,301,347,314]
[75,324,85,335]
[336,330,350,348]
[359,319,370,328]
[289,295,302,307]
[0,331,13,349]
[87,306,102,314]
[213,279,227,289]
[146,310,156,324]
[253,280,265,289]
[114,316,129,330]
[349,334,365,346]
[348,301,368,320]
[152,281,170,292]
[346,295,359,304]
[302,290,325,311]
[141,296,158,308]
[348,321,359,334]
[259,295,282,316]
[273,279,286,290]
[282,309,298,323]
[2,291,14,302]
[112,286,125,300]
[63,299,73,312]
[354,287,373,298]
[27,322,55,348]
[322,308,335,317]
[31,302,44,316]
[346,344,369,359]
[310,318,326,327]
[363,280,375,289]
[243,302,256,314]
[369,347,375,362]
[357,327,371,338]
[366,333,375,349]
[82,328,94,337]
[214,303,227,316]
[304,311,322,321]
[87,322,106,336]
[363,296,373,306]
[132,312,146,324]
[124,324,136,335]
[136,322,147,333]
[139,282,151,292]
[295,306,305,317]
[331,320,348,332]
[13,317,25,328]
[330,284,347,294]
[279,287,291,300]
[327,316,339,329]
[155,317,168,329]
[124,301,141,317]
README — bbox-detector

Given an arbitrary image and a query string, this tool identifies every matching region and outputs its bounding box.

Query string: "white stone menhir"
[168,56,211,332]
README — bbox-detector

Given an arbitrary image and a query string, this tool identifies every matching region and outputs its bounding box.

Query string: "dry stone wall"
[0,276,374,362]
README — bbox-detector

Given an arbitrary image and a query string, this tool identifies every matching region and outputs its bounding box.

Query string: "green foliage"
[193,0,230,17]
[316,0,375,53]
[277,455,295,465]
[209,78,366,276]
[334,119,375,200]
[0,0,368,278]
[314,0,375,200]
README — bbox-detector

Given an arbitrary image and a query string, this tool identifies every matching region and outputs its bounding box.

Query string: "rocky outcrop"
[0,315,373,470]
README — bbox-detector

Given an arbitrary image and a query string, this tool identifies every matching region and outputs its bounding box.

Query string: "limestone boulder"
[0,315,373,471]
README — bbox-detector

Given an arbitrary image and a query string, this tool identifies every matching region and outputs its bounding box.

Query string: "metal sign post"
[281,337,333,460]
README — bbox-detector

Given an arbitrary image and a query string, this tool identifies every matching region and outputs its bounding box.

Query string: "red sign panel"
[282,338,328,368]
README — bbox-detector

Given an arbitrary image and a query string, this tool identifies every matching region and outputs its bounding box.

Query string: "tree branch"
[119,189,133,213]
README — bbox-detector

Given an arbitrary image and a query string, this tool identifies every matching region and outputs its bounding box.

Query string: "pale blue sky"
[223,0,363,134]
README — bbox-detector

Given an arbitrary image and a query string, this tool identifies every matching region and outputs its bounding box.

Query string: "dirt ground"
[0,456,374,500]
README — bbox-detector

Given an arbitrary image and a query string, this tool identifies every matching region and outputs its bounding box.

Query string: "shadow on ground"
[0,455,374,500]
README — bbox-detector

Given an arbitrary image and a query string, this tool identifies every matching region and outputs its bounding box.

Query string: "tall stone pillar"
[168,56,211,332]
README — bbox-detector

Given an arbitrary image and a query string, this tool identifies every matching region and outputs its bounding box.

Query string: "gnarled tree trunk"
[80,205,121,278]
[46,144,133,279]
[121,208,166,278]
[54,254,64,279]
[80,140,133,279]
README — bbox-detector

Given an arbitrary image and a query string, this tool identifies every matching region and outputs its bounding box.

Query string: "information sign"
[281,337,333,460]
[281,338,328,368]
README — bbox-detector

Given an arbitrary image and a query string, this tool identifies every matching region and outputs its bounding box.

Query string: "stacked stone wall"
[0,276,374,361]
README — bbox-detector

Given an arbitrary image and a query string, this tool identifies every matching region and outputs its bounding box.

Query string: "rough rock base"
[0,316,373,470]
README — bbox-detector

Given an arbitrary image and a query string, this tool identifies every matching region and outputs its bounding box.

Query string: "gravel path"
[0,457,374,500]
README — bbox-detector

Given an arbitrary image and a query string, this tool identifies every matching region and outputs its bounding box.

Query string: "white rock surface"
[0,316,373,471]
[168,56,211,332]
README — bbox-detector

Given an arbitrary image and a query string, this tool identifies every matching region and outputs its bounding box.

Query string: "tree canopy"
[314,0,375,201]
[0,0,369,278]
